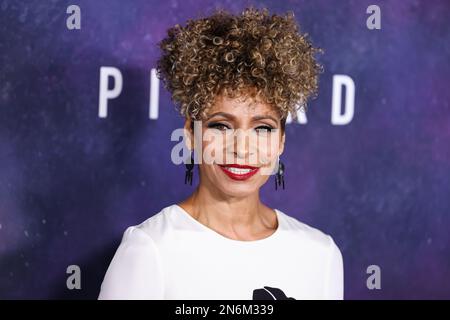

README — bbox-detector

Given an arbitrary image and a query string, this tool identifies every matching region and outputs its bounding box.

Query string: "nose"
[232,129,256,161]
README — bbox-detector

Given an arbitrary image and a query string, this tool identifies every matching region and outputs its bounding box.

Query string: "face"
[184,92,285,198]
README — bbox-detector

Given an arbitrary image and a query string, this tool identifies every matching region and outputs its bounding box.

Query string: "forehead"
[209,93,279,118]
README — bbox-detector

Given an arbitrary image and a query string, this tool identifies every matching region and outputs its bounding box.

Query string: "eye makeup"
[207,122,230,131]
[206,122,276,132]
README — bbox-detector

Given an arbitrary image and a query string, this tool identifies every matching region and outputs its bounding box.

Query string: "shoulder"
[97,207,173,299]
[277,209,342,255]
[122,204,175,243]
[277,209,344,299]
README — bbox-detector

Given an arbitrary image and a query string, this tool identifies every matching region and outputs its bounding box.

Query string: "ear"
[183,118,194,151]
[278,131,286,156]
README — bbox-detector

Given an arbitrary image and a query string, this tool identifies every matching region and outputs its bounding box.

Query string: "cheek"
[258,144,277,164]
[257,134,281,165]
[201,133,226,164]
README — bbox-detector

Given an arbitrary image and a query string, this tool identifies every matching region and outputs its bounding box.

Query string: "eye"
[255,125,274,133]
[207,122,230,131]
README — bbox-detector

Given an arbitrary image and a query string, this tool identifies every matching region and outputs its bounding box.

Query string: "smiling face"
[184,92,286,198]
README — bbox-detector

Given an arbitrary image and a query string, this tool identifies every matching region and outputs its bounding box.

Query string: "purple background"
[0,0,449,299]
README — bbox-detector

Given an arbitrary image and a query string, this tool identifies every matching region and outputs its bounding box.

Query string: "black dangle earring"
[184,151,195,185]
[275,155,285,190]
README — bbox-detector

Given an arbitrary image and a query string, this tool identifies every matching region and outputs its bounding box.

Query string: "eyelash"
[207,122,274,132]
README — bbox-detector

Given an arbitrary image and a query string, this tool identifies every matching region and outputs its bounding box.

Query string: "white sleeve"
[323,236,344,300]
[98,226,164,299]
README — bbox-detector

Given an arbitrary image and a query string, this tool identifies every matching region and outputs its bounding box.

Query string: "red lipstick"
[218,164,260,181]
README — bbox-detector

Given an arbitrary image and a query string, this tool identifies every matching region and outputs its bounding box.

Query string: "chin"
[219,185,259,198]
[215,177,263,196]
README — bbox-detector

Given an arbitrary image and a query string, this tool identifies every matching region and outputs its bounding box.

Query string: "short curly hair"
[156,6,323,130]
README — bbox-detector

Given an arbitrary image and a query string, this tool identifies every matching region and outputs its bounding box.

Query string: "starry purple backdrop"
[0,0,449,299]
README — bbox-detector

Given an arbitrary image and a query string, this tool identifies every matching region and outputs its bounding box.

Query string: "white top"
[98,204,344,300]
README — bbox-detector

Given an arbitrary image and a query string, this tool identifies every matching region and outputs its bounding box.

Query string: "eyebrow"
[206,112,279,123]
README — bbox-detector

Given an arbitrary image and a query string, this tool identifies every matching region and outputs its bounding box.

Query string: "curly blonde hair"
[156,6,323,129]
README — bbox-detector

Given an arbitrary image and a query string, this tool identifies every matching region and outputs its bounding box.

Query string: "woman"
[98,7,343,300]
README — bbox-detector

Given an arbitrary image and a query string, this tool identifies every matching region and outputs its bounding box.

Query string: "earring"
[185,151,195,185]
[275,155,285,190]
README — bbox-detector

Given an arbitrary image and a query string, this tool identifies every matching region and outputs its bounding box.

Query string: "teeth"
[222,166,254,175]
